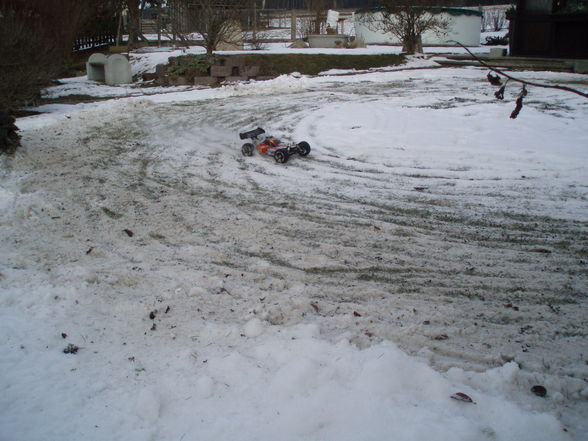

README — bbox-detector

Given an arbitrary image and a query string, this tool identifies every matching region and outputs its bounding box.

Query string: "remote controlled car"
[239,127,310,164]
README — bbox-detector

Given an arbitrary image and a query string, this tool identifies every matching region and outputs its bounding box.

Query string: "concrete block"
[574,60,588,74]
[224,76,249,83]
[168,76,188,86]
[217,41,244,51]
[244,66,260,77]
[87,53,107,81]
[105,54,132,85]
[226,56,245,67]
[489,48,507,58]
[194,77,217,86]
[308,34,350,48]
[216,21,244,51]
[210,65,232,77]
[142,73,159,82]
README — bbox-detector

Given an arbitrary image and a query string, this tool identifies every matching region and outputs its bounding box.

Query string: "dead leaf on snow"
[451,392,475,403]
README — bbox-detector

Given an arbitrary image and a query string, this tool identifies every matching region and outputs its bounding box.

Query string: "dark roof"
[263,0,511,9]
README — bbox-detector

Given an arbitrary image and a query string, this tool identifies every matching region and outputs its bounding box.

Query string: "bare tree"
[364,0,450,54]
[125,0,144,46]
[0,0,90,108]
[124,0,164,47]
[480,6,487,31]
[298,15,321,39]
[170,0,248,54]
[306,0,326,35]
[487,9,506,32]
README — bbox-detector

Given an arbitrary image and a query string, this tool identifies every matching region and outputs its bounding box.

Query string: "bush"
[167,55,219,78]
[484,35,509,46]
[0,0,111,154]
[0,112,21,155]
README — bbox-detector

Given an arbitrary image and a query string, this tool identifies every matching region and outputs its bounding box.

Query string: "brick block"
[227,56,244,67]
[142,73,159,82]
[244,66,260,77]
[224,76,249,83]
[210,65,232,77]
[489,48,506,58]
[168,76,188,86]
[193,77,217,86]
[574,60,588,74]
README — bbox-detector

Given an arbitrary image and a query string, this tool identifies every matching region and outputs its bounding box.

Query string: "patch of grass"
[172,53,405,78]
[244,54,405,76]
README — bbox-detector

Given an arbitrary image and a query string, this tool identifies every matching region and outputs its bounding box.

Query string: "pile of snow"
[0,298,572,441]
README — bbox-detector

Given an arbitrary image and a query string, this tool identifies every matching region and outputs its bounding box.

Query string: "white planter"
[307,34,350,48]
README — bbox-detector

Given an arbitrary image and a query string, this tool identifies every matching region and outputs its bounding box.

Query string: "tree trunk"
[126,0,141,47]
[402,34,423,54]
[0,112,21,155]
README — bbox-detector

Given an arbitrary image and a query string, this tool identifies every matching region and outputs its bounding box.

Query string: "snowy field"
[1,45,588,441]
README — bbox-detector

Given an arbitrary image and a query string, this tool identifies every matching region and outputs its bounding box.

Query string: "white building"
[354,7,482,47]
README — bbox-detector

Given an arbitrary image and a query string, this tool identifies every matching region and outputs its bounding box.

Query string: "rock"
[531,385,547,397]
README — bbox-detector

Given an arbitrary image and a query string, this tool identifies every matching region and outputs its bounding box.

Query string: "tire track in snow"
[6,74,587,391]
[136,85,587,375]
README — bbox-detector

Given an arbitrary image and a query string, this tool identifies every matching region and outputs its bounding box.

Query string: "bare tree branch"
[170,0,248,54]
[449,40,588,99]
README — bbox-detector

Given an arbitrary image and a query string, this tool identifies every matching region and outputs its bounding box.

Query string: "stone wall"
[145,55,271,87]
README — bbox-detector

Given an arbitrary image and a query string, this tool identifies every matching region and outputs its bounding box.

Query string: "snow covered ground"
[1,46,588,441]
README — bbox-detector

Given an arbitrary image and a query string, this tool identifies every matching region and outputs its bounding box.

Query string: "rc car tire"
[297,141,311,156]
[241,143,254,156]
[274,149,289,164]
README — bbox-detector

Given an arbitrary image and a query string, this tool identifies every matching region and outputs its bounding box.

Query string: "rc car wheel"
[241,143,254,156]
[274,149,289,164]
[297,141,311,156]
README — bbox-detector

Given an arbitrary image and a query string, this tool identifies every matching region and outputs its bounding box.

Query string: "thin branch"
[448,40,588,99]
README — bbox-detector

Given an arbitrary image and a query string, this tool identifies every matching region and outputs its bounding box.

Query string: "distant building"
[261,0,509,10]
[354,7,482,46]
[510,0,588,58]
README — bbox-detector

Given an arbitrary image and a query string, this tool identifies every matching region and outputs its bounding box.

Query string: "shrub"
[0,112,21,155]
[484,35,509,46]
[167,55,219,78]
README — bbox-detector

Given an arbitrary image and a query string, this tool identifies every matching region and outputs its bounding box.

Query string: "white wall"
[354,11,482,47]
